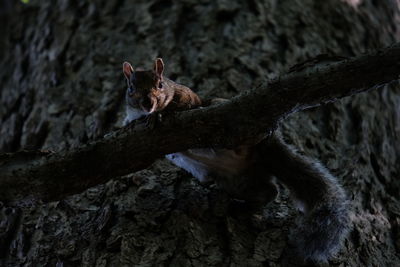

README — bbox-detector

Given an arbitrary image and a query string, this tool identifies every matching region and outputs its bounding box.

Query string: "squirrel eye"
[158,81,163,89]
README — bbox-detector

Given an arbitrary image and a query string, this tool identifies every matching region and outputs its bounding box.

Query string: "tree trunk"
[0,0,399,266]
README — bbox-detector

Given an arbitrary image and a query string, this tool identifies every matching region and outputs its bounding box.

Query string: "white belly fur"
[124,106,149,126]
[165,150,215,182]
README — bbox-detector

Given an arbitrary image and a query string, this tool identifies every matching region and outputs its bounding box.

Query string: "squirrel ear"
[154,58,164,77]
[123,62,134,80]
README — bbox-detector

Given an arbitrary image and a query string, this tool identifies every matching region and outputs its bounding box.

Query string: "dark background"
[0,0,399,266]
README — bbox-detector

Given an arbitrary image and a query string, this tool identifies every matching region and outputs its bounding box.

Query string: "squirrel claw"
[144,112,162,129]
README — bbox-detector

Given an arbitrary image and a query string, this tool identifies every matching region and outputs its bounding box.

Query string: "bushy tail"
[290,195,350,263]
[258,134,350,263]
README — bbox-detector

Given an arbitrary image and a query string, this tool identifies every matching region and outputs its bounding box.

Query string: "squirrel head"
[123,58,165,113]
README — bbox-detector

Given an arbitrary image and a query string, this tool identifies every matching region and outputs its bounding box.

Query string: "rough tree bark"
[0,1,399,267]
[1,45,400,203]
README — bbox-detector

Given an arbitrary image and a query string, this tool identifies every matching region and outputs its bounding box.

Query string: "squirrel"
[122,58,350,264]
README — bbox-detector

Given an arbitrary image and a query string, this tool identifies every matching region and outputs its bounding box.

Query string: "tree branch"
[1,44,399,203]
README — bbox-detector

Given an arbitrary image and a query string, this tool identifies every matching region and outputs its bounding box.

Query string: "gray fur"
[261,134,350,263]
[164,134,350,263]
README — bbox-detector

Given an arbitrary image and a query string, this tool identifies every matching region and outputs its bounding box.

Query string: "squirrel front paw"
[143,112,162,129]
